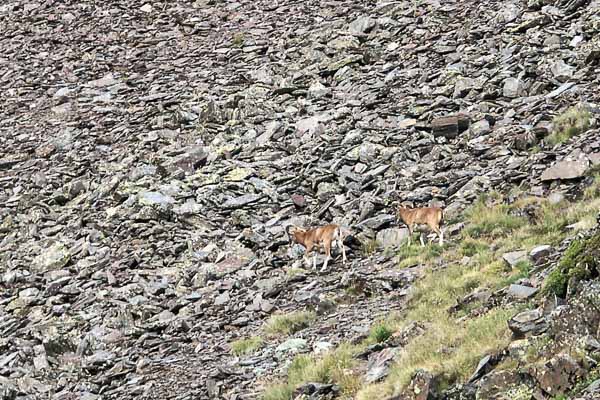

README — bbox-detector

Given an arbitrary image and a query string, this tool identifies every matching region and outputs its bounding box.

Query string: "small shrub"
[264,311,316,336]
[547,105,592,146]
[231,336,263,356]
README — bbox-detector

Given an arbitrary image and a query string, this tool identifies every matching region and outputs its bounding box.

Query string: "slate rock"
[33,243,71,272]
[365,348,397,383]
[502,250,528,267]
[508,309,549,338]
[376,228,410,248]
[530,245,553,263]
[508,284,539,299]
[541,160,588,181]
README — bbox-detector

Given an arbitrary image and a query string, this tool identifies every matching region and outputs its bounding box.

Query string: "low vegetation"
[261,185,600,399]
[231,336,263,356]
[543,232,600,297]
[262,344,362,400]
[367,322,394,344]
[232,32,245,47]
[264,311,316,336]
[546,104,592,146]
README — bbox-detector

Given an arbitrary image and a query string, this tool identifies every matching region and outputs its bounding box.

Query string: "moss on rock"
[543,232,600,297]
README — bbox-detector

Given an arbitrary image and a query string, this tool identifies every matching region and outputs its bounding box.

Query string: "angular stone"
[503,77,525,98]
[276,338,307,354]
[550,59,575,81]
[541,160,588,181]
[469,119,491,136]
[376,228,410,248]
[508,309,548,337]
[502,250,528,267]
[365,348,397,383]
[508,284,538,299]
[531,354,584,396]
[349,16,376,35]
[431,115,470,138]
[530,245,553,263]
[162,146,208,174]
[33,244,71,272]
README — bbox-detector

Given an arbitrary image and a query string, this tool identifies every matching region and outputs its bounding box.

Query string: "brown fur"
[396,206,444,246]
[288,224,347,271]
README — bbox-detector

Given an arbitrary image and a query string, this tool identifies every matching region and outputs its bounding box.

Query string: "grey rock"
[162,146,208,174]
[541,160,589,181]
[214,291,230,306]
[376,228,410,248]
[530,245,553,263]
[276,338,307,354]
[502,250,528,267]
[550,59,575,81]
[138,191,175,208]
[586,379,600,393]
[503,77,525,98]
[33,243,71,272]
[469,119,491,136]
[508,284,539,299]
[349,16,376,35]
[222,194,263,209]
[508,309,548,337]
[365,348,397,383]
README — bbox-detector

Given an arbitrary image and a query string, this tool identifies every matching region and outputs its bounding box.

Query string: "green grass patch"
[231,336,263,356]
[367,323,394,344]
[261,344,362,400]
[264,311,316,336]
[463,198,527,239]
[546,104,592,146]
[397,242,444,269]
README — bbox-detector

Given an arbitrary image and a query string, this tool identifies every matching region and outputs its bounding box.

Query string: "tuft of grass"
[264,311,316,336]
[367,323,394,344]
[261,344,362,400]
[547,104,592,146]
[361,238,379,256]
[261,384,293,400]
[231,336,263,356]
[232,32,245,47]
[286,267,307,278]
[584,173,600,200]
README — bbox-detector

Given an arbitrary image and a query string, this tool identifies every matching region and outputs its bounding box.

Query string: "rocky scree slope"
[1,0,600,399]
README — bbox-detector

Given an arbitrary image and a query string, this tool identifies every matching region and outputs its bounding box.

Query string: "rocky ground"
[2,0,600,399]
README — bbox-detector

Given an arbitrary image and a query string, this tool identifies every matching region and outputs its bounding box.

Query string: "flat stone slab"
[541,160,588,181]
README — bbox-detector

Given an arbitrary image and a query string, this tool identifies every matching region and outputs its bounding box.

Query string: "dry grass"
[547,104,592,146]
[264,311,316,336]
[231,336,263,356]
